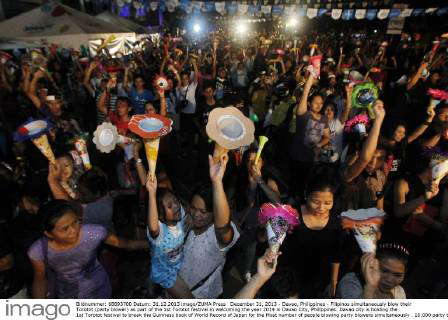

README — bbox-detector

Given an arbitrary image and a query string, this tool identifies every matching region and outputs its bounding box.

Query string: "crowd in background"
[1,27,448,299]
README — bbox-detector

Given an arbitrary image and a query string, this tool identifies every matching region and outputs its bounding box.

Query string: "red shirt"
[108,111,129,136]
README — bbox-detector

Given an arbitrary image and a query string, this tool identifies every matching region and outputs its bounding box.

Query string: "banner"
[307,8,318,18]
[317,8,327,17]
[342,9,354,20]
[272,5,284,15]
[226,1,237,15]
[261,5,272,14]
[400,8,413,17]
[112,1,448,19]
[387,17,405,35]
[331,9,342,19]
[215,1,226,15]
[355,9,366,20]
[238,3,249,14]
[377,9,390,19]
[389,8,401,18]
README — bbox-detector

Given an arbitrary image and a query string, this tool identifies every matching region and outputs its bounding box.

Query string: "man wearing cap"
[26,69,81,139]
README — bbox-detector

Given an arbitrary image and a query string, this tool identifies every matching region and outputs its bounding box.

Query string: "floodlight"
[193,23,201,33]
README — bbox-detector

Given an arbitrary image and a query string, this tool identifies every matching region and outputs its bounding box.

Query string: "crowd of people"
[1,25,448,300]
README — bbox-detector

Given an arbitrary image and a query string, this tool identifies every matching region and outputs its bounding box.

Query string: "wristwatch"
[135,158,143,164]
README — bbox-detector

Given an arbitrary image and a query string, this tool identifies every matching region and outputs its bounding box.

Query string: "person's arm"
[30,259,47,299]
[21,64,32,93]
[361,253,380,299]
[0,64,12,93]
[441,188,448,224]
[209,153,234,247]
[406,62,427,91]
[27,69,46,109]
[82,62,97,97]
[394,179,439,218]
[169,65,181,89]
[336,48,344,75]
[407,107,435,143]
[160,57,168,76]
[192,58,199,84]
[159,89,167,116]
[296,73,314,116]
[47,163,70,201]
[146,174,160,239]
[123,67,132,93]
[234,249,279,299]
[344,101,385,183]
[278,57,286,76]
[316,128,330,149]
[330,262,340,298]
[103,233,149,250]
[339,85,353,123]
[97,90,108,116]
[250,162,281,203]
[421,133,442,149]
[133,141,147,186]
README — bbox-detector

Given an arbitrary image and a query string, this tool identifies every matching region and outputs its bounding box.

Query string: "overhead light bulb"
[193,24,201,33]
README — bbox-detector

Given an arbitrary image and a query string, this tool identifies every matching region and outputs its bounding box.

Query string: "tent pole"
[79,0,86,12]
[0,0,5,21]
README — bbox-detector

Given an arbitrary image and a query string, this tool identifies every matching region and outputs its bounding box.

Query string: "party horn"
[255,136,269,165]
[144,138,160,178]
[33,134,56,165]
[74,138,91,170]
[310,43,318,56]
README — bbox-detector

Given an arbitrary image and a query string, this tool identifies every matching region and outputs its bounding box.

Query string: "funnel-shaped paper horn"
[74,138,91,170]
[213,143,228,163]
[255,136,269,165]
[431,159,448,185]
[309,55,322,78]
[144,138,160,178]
[341,208,385,253]
[352,224,381,253]
[32,134,56,164]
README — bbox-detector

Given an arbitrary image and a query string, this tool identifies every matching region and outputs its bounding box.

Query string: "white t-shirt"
[179,222,240,298]
[328,118,344,162]
[177,81,198,114]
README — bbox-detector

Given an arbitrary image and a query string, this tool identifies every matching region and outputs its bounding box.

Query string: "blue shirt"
[147,207,187,288]
[129,88,154,114]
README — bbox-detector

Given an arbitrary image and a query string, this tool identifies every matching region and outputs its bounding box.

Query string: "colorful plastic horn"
[310,43,318,56]
[255,136,269,165]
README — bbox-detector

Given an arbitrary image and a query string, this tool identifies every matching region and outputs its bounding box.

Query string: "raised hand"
[256,249,281,280]
[361,253,381,288]
[145,173,158,196]
[209,153,228,184]
[48,162,61,182]
[425,181,439,200]
[373,100,385,121]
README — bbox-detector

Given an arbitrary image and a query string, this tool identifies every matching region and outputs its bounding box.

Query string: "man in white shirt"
[179,154,240,298]
[176,59,200,155]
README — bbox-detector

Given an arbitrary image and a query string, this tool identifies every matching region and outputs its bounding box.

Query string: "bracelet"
[135,158,142,164]
[423,121,432,126]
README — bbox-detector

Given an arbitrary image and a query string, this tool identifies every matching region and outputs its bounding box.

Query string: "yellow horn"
[255,136,269,165]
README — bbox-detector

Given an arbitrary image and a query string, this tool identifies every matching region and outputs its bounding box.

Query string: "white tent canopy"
[0,37,47,50]
[96,11,147,34]
[0,0,135,55]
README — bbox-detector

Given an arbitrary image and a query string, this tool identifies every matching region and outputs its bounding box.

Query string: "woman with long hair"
[28,200,148,298]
